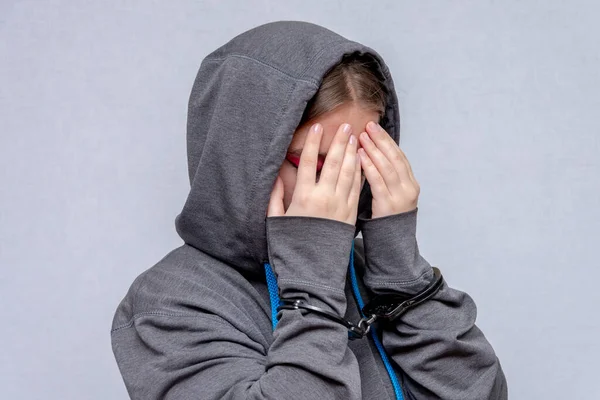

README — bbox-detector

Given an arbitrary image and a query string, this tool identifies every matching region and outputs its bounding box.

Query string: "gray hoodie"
[110,21,508,400]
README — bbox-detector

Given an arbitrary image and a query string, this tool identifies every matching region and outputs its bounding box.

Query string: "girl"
[111,21,507,399]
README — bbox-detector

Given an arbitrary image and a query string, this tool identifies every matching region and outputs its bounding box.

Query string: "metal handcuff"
[277,267,444,340]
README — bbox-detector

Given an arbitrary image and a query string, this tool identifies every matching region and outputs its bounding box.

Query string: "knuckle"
[341,165,355,179]
[295,193,309,206]
[313,196,329,210]
[302,156,317,168]
[327,157,341,169]
[408,186,419,200]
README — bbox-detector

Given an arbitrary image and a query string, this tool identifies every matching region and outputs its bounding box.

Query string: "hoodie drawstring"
[264,257,281,329]
[263,240,405,400]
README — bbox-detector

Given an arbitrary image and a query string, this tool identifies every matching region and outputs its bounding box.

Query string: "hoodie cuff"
[358,207,435,295]
[266,216,356,316]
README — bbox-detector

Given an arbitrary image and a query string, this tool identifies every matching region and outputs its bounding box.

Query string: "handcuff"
[277,267,444,340]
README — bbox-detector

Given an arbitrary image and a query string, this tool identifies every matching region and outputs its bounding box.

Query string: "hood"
[175,20,401,274]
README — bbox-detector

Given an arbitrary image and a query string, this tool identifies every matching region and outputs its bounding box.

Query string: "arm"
[357,207,508,400]
[110,216,361,400]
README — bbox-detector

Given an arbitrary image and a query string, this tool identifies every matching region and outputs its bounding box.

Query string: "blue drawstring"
[263,239,404,400]
[264,260,280,329]
[348,241,405,400]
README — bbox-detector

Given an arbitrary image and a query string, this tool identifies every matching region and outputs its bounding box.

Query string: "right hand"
[268,122,362,226]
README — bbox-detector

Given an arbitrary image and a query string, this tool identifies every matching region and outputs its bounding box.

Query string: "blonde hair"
[299,52,388,126]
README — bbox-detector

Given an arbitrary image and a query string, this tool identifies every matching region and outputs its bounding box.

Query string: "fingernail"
[343,123,352,135]
[367,121,378,131]
[312,123,322,134]
[349,135,356,145]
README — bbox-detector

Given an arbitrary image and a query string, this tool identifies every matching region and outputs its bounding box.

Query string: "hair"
[299,52,388,127]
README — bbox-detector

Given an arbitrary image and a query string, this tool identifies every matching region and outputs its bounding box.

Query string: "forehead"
[289,103,380,152]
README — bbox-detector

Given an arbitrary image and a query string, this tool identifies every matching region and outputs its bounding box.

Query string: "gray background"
[1,1,598,399]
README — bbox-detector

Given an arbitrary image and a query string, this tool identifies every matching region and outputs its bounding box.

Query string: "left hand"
[358,121,420,219]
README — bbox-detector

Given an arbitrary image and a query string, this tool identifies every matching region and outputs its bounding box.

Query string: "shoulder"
[110,245,271,343]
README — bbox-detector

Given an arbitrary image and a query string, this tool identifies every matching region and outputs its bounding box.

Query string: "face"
[279,102,380,212]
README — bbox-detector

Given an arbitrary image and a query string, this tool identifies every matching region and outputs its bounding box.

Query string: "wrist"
[358,207,434,295]
[266,215,355,315]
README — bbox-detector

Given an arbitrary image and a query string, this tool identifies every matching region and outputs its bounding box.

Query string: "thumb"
[267,174,285,217]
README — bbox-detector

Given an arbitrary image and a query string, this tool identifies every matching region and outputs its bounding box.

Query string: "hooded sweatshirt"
[110,21,508,400]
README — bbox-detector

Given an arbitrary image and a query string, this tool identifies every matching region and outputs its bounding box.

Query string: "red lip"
[286,153,324,172]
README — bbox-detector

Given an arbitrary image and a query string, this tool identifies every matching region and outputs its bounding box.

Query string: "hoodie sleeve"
[357,207,508,400]
[110,216,362,400]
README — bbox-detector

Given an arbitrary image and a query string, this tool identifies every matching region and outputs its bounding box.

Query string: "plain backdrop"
[1,1,598,399]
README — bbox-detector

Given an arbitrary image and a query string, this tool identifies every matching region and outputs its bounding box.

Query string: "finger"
[347,150,362,214]
[358,147,391,199]
[336,134,359,198]
[318,123,352,189]
[267,174,285,217]
[359,130,401,189]
[365,121,412,184]
[296,123,323,190]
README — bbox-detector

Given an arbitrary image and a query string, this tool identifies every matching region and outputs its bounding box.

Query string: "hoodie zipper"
[348,240,404,400]
[264,239,404,400]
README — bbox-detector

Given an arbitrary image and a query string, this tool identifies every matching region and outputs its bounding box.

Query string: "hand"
[268,122,362,226]
[358,121,420,219]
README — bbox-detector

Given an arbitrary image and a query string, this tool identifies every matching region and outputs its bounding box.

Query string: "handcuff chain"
[277,299,375,339]
[277,267,444,341]
[356,314,377,336]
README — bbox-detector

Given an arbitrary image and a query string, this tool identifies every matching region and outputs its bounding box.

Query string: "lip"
[285,153,325,172]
